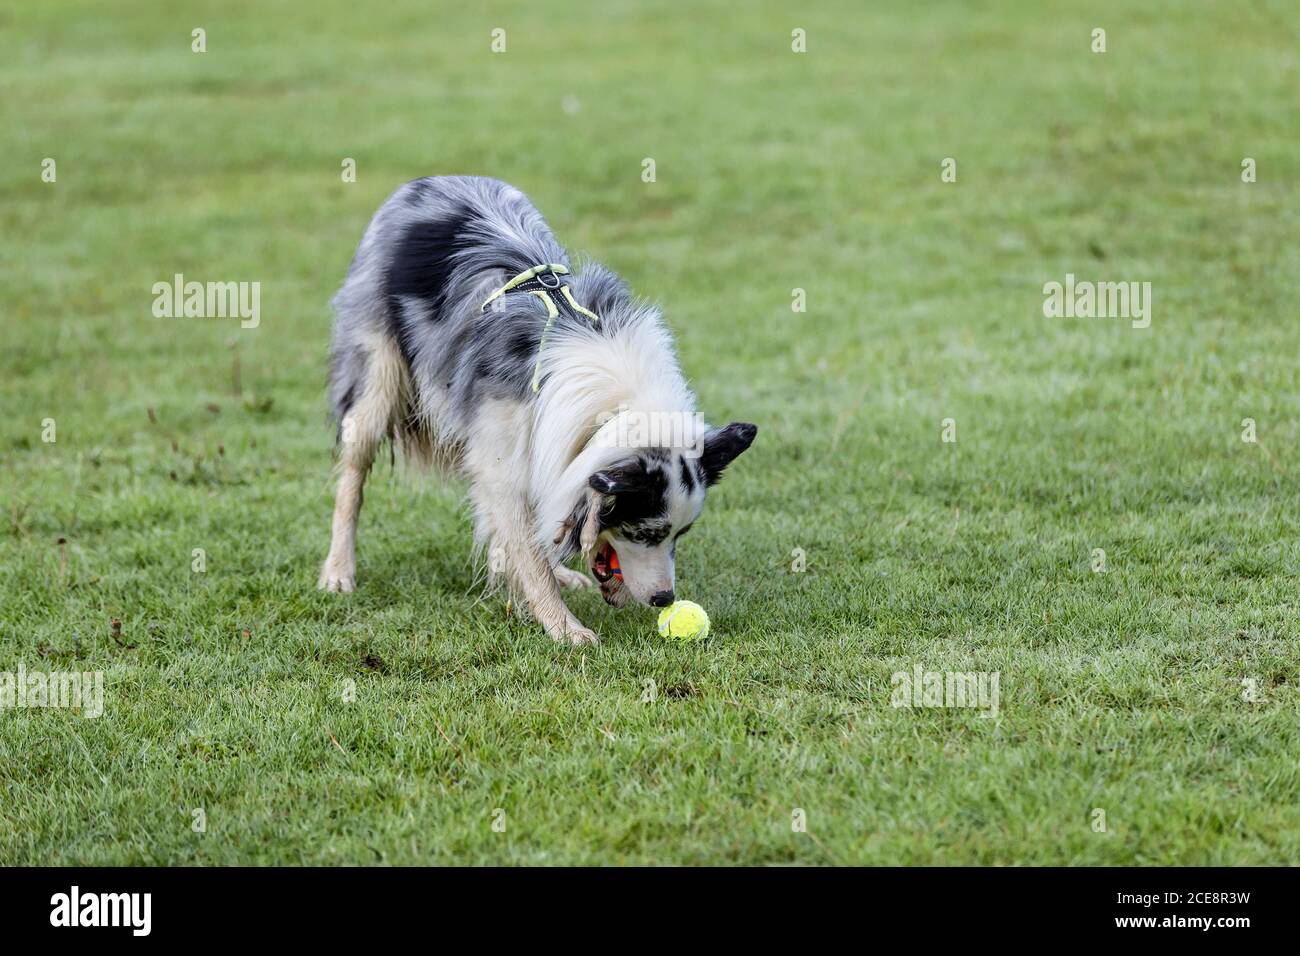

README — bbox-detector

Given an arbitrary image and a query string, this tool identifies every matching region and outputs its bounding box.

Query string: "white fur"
[319,176,748,644]
[531,315,700,562]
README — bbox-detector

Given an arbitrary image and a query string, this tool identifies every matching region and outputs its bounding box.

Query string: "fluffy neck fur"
[530,307,698,561]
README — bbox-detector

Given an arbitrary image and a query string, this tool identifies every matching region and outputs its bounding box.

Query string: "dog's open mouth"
[591,541,627,606]
[592,541,616,582]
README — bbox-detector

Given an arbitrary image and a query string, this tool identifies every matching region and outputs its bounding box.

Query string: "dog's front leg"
[552,565,594,590]
[515,550,597,646]
[470,485,597,646]
[464,400,598,646]
[501,536,596,646]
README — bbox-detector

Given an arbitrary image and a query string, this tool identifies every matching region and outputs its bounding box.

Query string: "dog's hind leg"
[320,334,406,592]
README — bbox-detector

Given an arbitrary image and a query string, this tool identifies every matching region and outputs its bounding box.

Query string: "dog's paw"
[564,623,599,647]
[547,617,599,647]
[553,566,594,590]
[318,560,355,593]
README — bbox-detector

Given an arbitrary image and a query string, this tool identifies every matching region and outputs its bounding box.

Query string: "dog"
[319,176,756,644]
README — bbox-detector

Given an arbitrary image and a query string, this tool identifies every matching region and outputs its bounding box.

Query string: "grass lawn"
[1,0,1297,865]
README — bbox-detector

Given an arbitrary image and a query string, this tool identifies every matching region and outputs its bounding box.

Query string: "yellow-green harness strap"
[479,264,603,393]
[479,263,571,313]
[528,291,561,392]
[559,285,601,323]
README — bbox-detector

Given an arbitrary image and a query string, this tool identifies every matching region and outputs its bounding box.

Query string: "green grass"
[2,0,1298,865]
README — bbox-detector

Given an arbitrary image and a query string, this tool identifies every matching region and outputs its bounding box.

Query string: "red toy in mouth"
[592,541,622,581]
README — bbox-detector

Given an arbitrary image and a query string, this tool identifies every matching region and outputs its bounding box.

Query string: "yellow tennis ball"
[657,600,710,641]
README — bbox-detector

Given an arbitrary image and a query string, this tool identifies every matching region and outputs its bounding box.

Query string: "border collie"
[319,176,756,645]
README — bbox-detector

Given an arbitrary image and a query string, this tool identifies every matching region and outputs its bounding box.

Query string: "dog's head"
[583,422,757,607]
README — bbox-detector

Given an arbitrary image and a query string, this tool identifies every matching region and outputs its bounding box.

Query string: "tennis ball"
[657,600,710,641]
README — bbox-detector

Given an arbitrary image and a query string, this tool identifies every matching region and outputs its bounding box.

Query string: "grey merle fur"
[322,174,756,633]
[329,176,637,431]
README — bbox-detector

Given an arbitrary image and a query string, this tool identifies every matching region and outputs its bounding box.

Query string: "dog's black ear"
[589,459,651,495]
[700,422,757,486]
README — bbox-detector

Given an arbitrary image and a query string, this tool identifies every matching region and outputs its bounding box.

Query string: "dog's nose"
[649,590,675,607]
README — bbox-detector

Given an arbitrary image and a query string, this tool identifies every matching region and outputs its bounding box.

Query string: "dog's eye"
[624,526,669,546]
